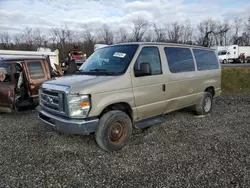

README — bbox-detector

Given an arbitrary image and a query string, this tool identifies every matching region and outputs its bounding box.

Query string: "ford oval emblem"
[45,96,53,104]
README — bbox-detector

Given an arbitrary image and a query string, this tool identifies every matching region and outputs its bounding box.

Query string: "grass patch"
[222,67,250,94]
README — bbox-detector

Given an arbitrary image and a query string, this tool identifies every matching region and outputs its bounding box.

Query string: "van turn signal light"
[80,102,89,108]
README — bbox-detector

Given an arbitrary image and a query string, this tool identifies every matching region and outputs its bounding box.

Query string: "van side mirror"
[135,62,152,77]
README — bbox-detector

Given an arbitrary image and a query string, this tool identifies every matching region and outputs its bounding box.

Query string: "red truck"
[60,46,87,72]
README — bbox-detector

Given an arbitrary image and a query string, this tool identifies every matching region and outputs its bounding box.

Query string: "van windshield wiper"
[89,69,107,72]
[79,69,118,76]
[88,69,119,75]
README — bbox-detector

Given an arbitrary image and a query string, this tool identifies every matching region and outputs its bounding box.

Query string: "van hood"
[42,74,131,94]
[45,74,115,88]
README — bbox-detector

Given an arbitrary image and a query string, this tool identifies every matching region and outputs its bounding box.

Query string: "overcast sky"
[0,0,250,34]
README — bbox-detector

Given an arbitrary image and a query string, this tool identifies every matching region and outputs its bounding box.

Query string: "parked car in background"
[0,56,62,113]
[213,45,250,64]
[37,42,221,152]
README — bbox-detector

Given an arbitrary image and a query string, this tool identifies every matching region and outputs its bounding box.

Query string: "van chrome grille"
[40,88,66,115]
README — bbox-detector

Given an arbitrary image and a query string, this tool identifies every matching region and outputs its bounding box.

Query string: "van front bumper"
[37,106,99,135]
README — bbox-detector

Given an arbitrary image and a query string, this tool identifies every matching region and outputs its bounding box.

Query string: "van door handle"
[162,84,166,92]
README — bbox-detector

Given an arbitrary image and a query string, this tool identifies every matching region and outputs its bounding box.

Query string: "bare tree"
[196,19,217,47]
[167,22,183,43]
[21,27,36,50]
[0,32,11,49]
[153,23,166,42]
[180,20,193,44]
[97,24,114,45]
[4,17,250,57]
[215,20,230,46]
[131,17,149,42]
[49,25,73,58]
[241,17,250,46]
[32,28,47,48]
[115,27,129,43]
[13,34,21,45]
[81,25,96,56]
[231,17,242,45]
[143,30,154,42]
[50,25,72,45]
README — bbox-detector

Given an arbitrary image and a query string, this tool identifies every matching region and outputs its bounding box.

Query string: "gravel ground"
[0,94,250,188]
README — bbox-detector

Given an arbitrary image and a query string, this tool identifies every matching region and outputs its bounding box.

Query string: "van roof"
[0,56,46,62]
[109,42,214,50]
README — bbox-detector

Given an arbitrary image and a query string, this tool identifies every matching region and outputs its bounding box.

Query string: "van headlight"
[67,94,90,118]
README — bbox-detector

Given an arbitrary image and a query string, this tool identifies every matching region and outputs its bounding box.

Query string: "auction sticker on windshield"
[113,52,126,58]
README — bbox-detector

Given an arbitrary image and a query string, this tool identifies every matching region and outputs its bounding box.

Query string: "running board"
[134,115,168,129]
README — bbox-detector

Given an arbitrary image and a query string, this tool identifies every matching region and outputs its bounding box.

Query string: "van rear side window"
[193,49,219,71]
[164,47,195,73]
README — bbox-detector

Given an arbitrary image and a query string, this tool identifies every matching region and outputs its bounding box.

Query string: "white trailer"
[0,48,60,70]
[216,45,250,64]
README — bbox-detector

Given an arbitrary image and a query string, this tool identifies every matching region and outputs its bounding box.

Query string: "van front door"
[23,60,50,105]
[0,63,15,112]
[131,46,167,121]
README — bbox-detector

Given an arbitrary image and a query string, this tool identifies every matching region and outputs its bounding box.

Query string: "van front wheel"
[95,110,132,152]
[195,92,213,115]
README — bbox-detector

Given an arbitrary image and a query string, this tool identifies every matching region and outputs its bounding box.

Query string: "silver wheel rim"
[204,97,212,112]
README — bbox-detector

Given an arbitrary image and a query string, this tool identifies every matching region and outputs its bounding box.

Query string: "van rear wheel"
[194,92,213,115]
[95,110,132,152]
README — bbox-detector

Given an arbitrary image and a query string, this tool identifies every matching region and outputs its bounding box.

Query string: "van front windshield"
[79,44,138,75]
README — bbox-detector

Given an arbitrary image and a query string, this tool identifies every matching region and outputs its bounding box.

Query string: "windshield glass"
[218,51,227,55]
[79,44,139,75]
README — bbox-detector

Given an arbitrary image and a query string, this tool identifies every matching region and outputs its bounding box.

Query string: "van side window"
[134,47,162,76]
[0,63,11,82]
[193,49,219,71]
[164,47,195,73]
[27,61,45,79]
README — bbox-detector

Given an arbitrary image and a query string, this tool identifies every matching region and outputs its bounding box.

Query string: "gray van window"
[134,47,162,75]
[164,47,195,73]
[193,49,219,71]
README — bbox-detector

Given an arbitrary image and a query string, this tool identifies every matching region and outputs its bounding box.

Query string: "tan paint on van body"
[41,43,221,122]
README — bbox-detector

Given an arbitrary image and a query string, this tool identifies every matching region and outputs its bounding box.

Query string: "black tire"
[95,110,132,152]
[223,59,227,64]
[194,92,213,115]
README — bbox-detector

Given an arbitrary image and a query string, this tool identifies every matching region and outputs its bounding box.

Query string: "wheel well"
[205,86,215,97]
[99,102,133,120]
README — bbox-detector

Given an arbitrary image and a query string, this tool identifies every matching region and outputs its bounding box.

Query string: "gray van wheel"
[95,110,132,152]
[195,92,213,115]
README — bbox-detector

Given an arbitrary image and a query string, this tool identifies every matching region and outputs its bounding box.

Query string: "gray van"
[37,42,221,151]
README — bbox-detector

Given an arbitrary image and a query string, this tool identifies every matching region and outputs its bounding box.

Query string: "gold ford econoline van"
[37,42,221,151]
